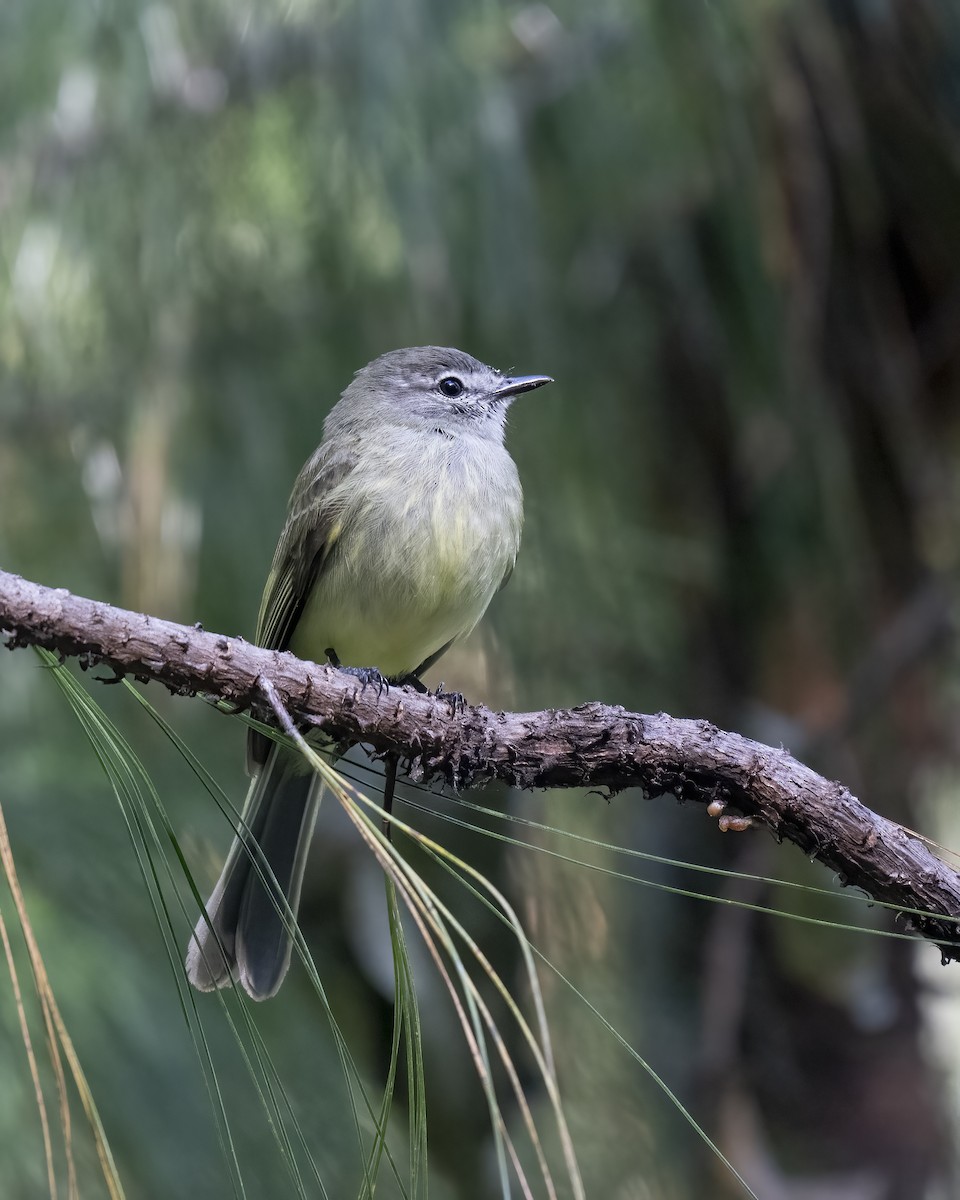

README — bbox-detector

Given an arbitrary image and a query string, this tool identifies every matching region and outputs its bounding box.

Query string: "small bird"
[186,346,552,999]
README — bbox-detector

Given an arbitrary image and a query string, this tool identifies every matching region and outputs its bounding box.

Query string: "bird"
[186,345,552,999]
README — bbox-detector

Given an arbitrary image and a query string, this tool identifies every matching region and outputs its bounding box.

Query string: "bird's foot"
[342,665,389,696]
[433,683,466,713]
[326,648,389,697]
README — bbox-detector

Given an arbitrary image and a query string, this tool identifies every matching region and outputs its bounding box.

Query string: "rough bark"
[2,566,959,960]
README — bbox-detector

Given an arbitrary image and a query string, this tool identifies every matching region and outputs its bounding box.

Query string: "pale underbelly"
[286,441,521,678]
[288,550,504,678]
[290,601,470,677]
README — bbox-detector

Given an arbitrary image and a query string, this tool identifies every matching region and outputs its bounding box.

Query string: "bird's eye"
[438,376,464,398]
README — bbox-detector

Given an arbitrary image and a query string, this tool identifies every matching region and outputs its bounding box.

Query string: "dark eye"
[438,376,464,398]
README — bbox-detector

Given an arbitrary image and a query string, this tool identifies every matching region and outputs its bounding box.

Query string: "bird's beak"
[493,374,554,399]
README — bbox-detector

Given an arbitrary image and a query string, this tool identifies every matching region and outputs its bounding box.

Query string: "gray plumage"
[186,346,551,999]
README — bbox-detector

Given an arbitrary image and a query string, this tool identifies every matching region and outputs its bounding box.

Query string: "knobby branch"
[2,566,959,959]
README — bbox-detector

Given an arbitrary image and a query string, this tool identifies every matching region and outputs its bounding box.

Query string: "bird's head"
[327,345,552,444]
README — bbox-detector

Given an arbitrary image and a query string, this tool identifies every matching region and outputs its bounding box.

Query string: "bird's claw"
[325,647,388,697]
[433,683,466,713]
[339,665,389,697]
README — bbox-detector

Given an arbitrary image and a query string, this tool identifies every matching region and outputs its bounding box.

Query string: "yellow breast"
[289,435,522,678]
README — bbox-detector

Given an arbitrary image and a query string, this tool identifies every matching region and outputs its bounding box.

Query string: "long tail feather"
[186,744,322,1000]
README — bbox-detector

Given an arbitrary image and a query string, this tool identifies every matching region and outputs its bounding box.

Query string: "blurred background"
[2,0,960,1196]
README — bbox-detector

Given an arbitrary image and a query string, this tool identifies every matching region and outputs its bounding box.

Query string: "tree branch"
[2,566,959,959]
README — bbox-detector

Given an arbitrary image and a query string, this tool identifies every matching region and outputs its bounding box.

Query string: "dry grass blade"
[0,897,57,1199]
[260,678,585,1200]
[0,794,122,1199]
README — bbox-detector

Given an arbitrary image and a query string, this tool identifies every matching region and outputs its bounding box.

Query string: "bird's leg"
[382,754,398,842]
[325,647,388,696]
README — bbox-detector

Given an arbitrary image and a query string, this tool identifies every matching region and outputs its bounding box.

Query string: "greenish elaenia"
[186,346,552,999]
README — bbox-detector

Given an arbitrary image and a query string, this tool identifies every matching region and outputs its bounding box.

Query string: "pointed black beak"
[493,373,554,399]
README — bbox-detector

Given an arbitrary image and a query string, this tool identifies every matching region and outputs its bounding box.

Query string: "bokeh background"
[2,0,960,1196]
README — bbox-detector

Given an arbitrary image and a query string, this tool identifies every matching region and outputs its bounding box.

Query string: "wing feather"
[246,443,358,770]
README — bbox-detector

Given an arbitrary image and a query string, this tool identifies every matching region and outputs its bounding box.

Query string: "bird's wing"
[247,444,358,771]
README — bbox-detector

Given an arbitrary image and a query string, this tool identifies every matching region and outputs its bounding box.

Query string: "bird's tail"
[186,743,323,1000]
